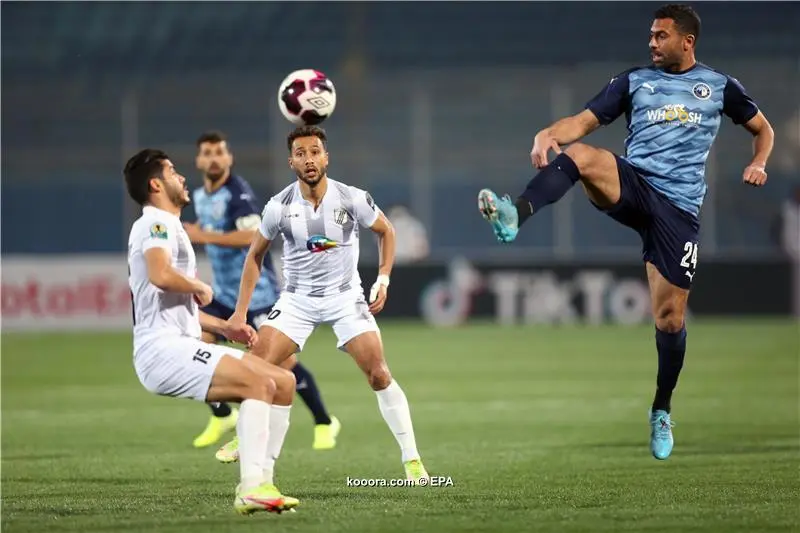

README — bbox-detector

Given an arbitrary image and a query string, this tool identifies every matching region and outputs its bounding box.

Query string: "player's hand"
[368,276,389,314]
[193,282,214,307]
[182,222,206,244]
[531,131,562,169]
[221,321,258,348]
[743,164,767,187]
[224,313,256,348]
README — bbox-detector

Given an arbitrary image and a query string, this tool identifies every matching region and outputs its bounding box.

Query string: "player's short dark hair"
[654,4,701,44]
[287,125,327,152]
[124,149,169,206]
[196,130,228,147]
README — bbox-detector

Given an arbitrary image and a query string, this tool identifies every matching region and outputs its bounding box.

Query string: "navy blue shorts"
[201,299,274,342]
[593,156,700,290]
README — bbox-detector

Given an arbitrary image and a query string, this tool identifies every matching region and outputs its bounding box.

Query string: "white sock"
[262,404,291,485]
[237,399,271,491]
[375,380,420,463]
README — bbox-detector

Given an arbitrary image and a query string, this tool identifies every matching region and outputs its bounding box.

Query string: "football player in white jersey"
[124,149,300,515]
[222,126,430,484]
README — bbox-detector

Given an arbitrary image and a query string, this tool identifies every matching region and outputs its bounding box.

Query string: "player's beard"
[652,48,680,71]
[167,184,190,208]
[205,165,227,182]
[297,164,327,187]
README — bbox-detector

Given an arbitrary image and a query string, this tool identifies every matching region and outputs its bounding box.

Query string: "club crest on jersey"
[333,207,351,226]
[150,223,168,240]
[306,235,350,253]
[692,82,712,100]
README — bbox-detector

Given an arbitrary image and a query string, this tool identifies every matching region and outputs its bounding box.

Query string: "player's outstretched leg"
[343,331,430,484]
[645,263,689,460]
[206,354,299,514]
[193,402,239,449]
[478,145,620,242]
[289,358,341,450]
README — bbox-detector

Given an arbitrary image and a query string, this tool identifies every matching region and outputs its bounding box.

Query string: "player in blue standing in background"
[183,130,341,453]
[477,4,774,460]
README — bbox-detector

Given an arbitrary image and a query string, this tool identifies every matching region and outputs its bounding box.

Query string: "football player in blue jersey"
[183,130,341,454]
[477,4,774,460]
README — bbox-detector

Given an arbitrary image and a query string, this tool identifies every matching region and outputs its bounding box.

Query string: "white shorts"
[133,336,245,401]
[253,289,379,352]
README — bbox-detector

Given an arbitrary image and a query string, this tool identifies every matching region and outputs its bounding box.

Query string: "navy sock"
[209,402,232,418]
[515,153,581,226]
[292,362,332,425]
[652,326,687,413]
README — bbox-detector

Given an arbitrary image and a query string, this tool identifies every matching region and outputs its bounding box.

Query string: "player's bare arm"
[143,247,213,306]
[368,211,395,314]
[231,230,273,321]
[183,217,259,248]
[200,311,257,347]
[531,109,602,168]
[741,111,774,187]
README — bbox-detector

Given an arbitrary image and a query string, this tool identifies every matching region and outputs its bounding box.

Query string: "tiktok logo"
[419,258,483,327]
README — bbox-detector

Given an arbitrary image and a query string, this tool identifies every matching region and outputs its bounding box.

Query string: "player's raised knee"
[273,366,296,395]
[563,143,596,173]
[247,375,277,403]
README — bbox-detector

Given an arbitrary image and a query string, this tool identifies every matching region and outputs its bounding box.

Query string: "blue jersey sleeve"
[226,180,260,222]
[584,70,632,125]
[722,76,759,125]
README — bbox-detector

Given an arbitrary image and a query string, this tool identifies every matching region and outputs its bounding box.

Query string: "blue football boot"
[649,409,675,460]
[477,189,519,243]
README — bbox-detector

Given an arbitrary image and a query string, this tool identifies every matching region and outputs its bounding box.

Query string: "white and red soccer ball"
[277,69,337,126]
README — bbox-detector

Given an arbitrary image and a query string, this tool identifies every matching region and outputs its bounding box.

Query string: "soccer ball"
[277,69,337,126]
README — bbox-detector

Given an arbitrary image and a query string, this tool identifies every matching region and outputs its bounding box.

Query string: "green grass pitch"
[2,320,798,532]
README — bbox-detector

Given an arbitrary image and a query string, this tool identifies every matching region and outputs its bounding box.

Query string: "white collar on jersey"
[143,205,181,221]
[294,178,340,206]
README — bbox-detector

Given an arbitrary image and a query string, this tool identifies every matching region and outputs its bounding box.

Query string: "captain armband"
[235,214,262,231]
